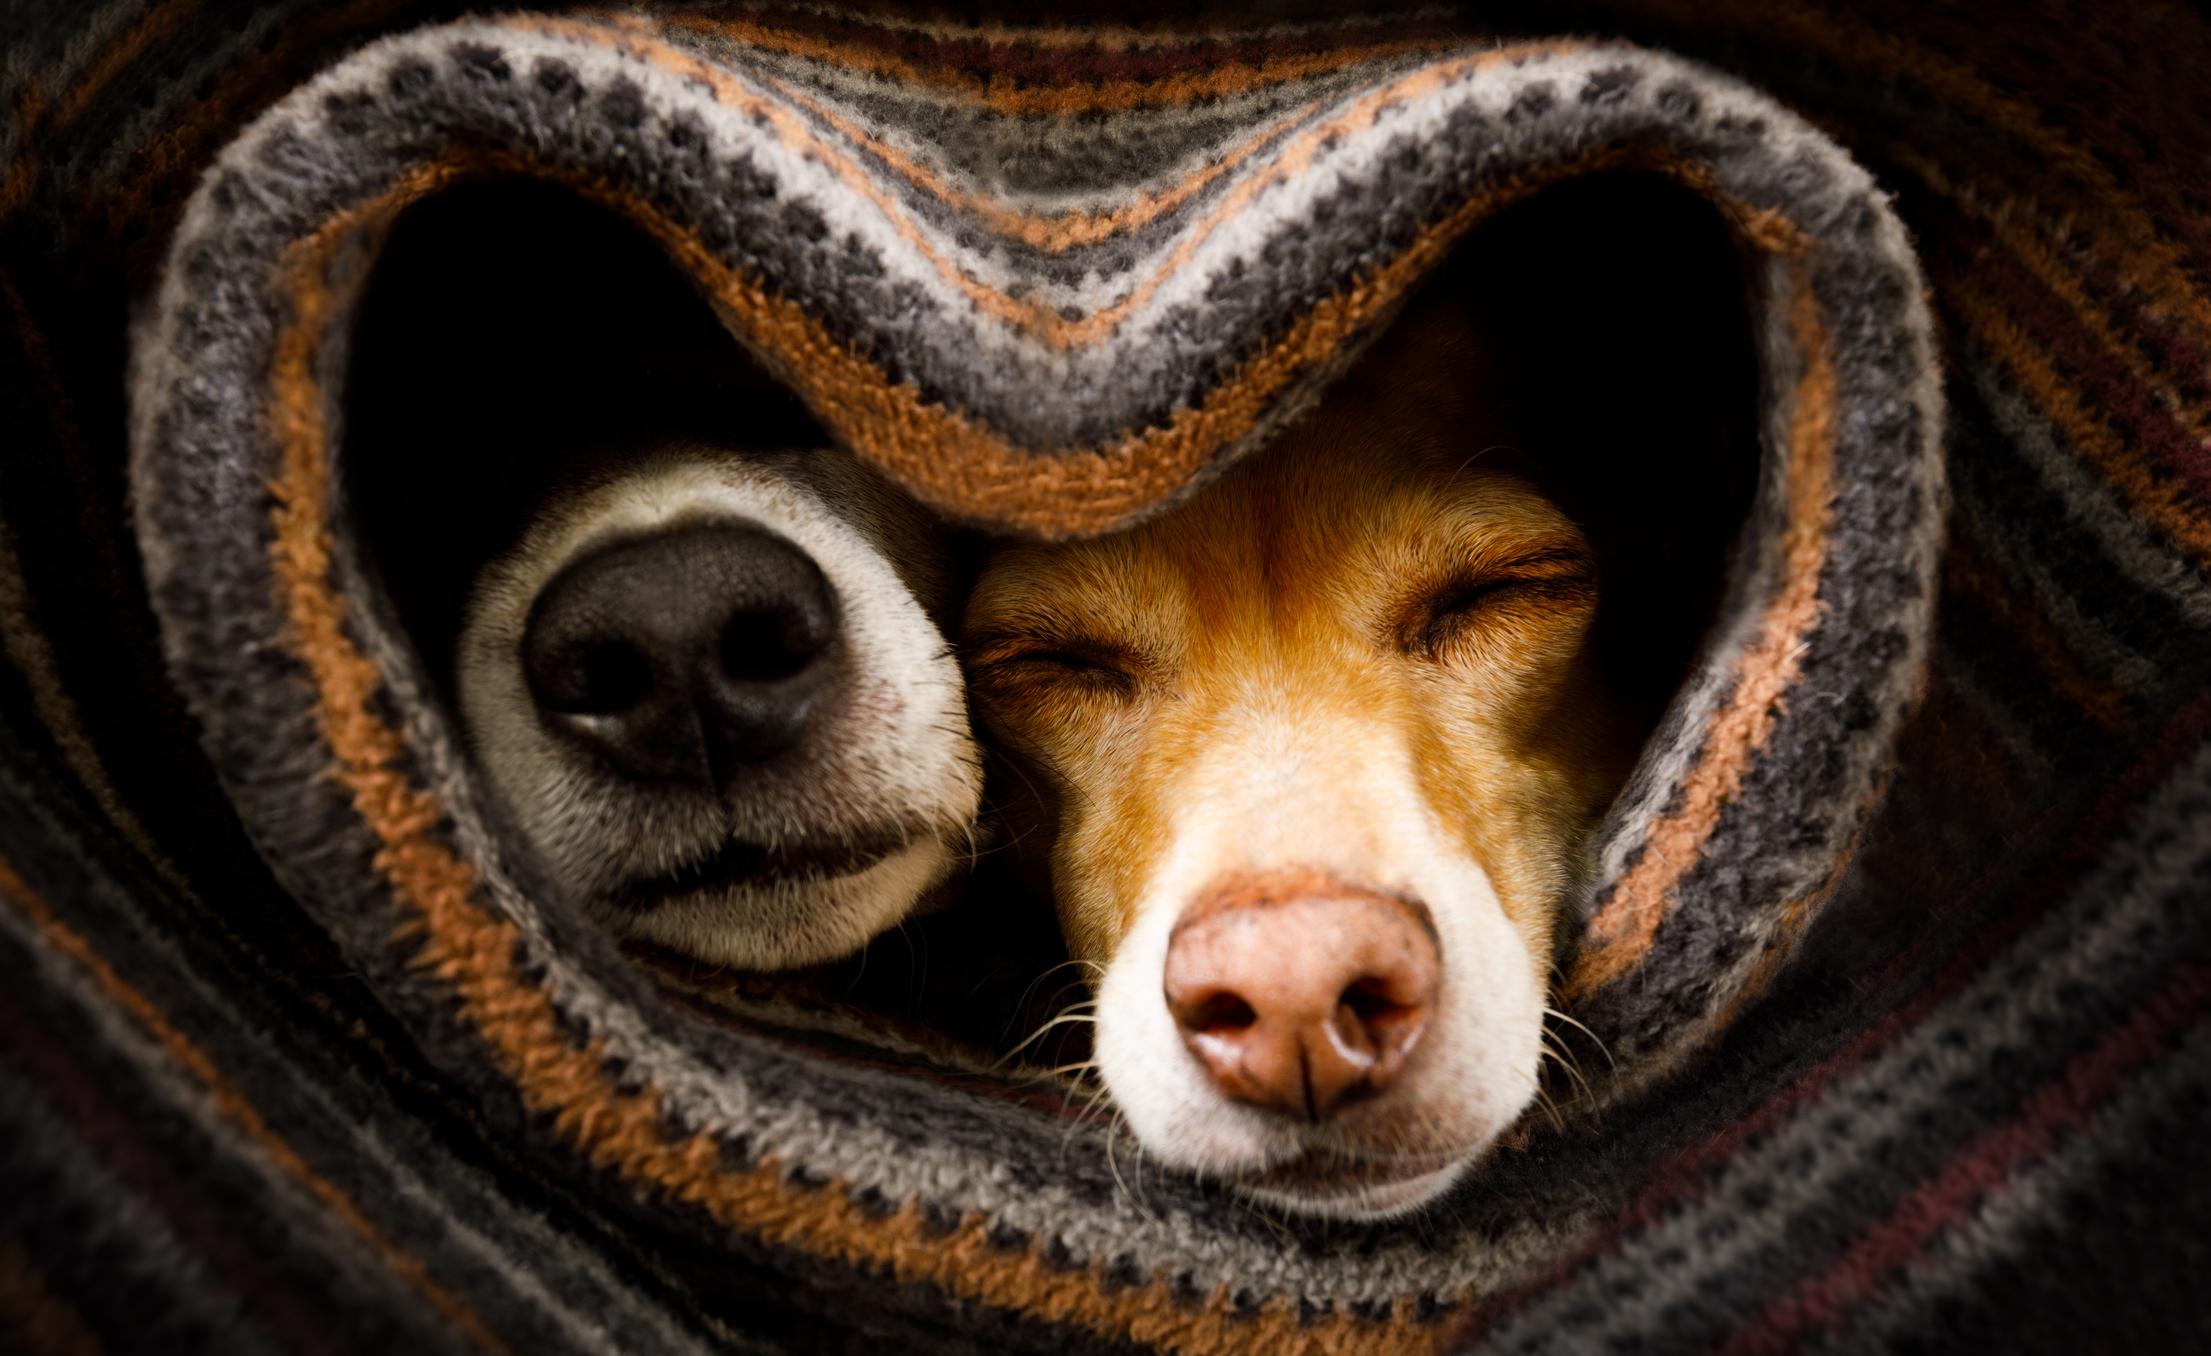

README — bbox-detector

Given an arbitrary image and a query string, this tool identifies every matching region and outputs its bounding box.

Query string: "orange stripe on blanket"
[721,141,1785,535]
[508,20,1586,340]
[0,79,46,225]
[1022,44,1585,349]
[0,851,516,1356]
[1942,268,2211,570]
[656,10,1465,118]
[1629,0,2211,367]
[747,70,1338,255]
[341,128,1774,538]
[50,0,207,132]
[257,159,1467,1356]
[1563,261,1838,1002]
[1942,535,2132,735]
[0,1237,104,1356]
[1894,145,2211,453]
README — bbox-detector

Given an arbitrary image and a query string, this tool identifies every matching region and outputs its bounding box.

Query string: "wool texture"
[2,3,2208,1353]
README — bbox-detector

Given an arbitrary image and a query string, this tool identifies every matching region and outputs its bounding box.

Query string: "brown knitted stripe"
[0,269,164,837]
[1853,2,2211,289]
[1941,265,2211,569]
[0,1238,104,1356]
[1625,0,2211,355]
[259,160,1462,1356]
[316,62,1770,538]
[1895,146,2211,460]
[0,848,515,1356]
[655,8,1465,117]
[1563,258,1837,1002]
[735,66,1332,255]
[1946,211,2211,512]
[1009,44,1587,345]
[728,140,1772,536]
[0,0,200,229]
[525,20,1579,310]
[0,78,46,224]
[68,0,423,258]
[1942,536,2132,735]
[49,0,208,131]
[668,2,1462,70]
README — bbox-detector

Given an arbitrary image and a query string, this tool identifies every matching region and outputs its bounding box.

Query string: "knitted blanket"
[2,4,2207,1353]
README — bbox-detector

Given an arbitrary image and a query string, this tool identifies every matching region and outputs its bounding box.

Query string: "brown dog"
[961,299,1641,1217]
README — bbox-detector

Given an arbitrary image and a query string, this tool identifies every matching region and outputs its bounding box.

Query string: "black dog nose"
[521,523,839,790]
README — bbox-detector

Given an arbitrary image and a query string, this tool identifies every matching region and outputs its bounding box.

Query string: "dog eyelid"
[964,636,1142,693]
[1402,547,1597,657]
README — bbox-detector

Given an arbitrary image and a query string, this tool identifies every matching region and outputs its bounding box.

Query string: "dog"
[457,439,984,971]
[959,298,1643,1218]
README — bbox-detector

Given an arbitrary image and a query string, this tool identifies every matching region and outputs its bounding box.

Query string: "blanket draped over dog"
[3,3,2208,1352]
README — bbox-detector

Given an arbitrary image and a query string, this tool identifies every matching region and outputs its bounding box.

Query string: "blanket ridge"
[1,3,2207,1353]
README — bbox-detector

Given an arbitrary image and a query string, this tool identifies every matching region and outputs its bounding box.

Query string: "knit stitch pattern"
[1,4,2206,1353]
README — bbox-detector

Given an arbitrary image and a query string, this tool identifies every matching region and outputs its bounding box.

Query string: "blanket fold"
[2,4,2207,1353]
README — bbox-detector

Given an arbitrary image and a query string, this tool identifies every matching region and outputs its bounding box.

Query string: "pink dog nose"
[1163,873,1439,1123]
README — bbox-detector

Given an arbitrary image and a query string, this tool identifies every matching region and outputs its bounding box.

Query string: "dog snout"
[522,523,839,790]
[1162,876,1439,1124]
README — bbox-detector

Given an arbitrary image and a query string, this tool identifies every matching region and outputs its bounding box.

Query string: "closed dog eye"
[966,639,1141,699]
[1404,549,1597,661]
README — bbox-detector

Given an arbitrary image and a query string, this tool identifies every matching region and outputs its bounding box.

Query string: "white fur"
[457,449,981,969]
[1089,701,1545,1220]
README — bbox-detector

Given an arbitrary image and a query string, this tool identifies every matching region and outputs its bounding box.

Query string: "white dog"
[458,440,983,970]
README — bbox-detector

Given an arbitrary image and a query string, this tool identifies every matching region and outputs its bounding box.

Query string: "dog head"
[458,439,983,970]
[960,302,1640,1217]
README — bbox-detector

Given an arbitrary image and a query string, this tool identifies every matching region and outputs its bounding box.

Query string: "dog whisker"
[1537,1032,1588,1083]
[1536,1049,1588,1114]
[993,1010,1101,1069]
[1542,1005,1616,1070]
[1039,1060,1104,1082]
[957,295,1642,1219]
[1053,1078,1119,1168]
[1104,1110,1165,1228]
[1001,959,1103,1045]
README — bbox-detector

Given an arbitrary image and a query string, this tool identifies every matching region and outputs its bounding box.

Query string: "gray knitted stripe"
[0,1060,289,1356]
[662,22,1433,215]
[1952,468,2165,695]
[1806,1014,2211,1356]
[1945,415,2166,699]
[1969,355,2211,629]
[0,0,149,169]
[29,0,349,203]
[125,16,1938,1316]
[1576,229,1944,1071]
[0,775,735,1356]
[1591,233,1942,886]
[1922,643,2064,787]
[0,909,489,1355]
[1936,360,2211,755]
[1480,719,2211,1352]
[135,25,1929,454]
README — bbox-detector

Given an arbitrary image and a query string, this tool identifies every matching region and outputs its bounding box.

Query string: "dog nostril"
[720,607,830,684]
[1340,978,1411,1026]
[1179,991,1258,1034]
[538,641,655,715]
[1162,883,1440,1123]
